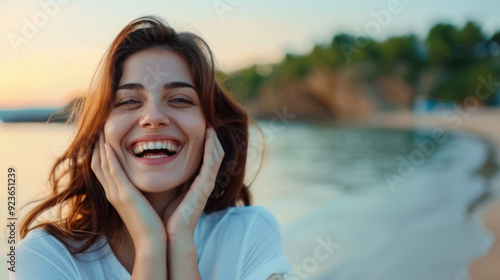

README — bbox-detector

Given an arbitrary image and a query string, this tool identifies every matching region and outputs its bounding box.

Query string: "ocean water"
[0,120,498,280]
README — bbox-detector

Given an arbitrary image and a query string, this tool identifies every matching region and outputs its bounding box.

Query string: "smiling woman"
[12,16,295,280]
[105,49,207,194]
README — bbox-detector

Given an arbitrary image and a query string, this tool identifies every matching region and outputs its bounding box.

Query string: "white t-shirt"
[10,205,295,280]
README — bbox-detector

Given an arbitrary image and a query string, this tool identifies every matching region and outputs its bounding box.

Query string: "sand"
[359,108,500,280]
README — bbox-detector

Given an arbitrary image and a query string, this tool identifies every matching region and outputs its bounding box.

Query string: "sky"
[0,0,499,108]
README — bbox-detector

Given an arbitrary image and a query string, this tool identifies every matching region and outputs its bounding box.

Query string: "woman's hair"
[20,15,265,254]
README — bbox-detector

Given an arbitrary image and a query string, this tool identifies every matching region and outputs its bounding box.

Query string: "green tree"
[307,44,338,69]
[456,21,485,57]
[427,23,458,67]
[491,31,500,44]
[331,33,370,65]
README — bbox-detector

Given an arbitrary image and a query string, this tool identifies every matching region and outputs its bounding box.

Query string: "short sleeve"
[10,230,80,280]
[240,207,296,280]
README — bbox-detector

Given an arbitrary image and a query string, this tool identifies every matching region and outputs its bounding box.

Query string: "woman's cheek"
[188,124,206,167]
[181,114,206,149]
[103,117,125,156]
[103,121,115,143]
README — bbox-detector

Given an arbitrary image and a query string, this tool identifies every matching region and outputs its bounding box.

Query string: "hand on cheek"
[91,132,167,247]
[164,125,225,241]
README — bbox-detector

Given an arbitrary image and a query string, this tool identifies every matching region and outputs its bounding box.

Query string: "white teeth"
[143,154,169,158]
[132,140,181,156]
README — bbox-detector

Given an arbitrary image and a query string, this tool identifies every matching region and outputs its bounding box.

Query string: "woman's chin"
[133,180,180,194]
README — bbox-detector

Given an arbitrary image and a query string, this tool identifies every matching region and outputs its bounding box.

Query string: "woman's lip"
[128,147,182,165]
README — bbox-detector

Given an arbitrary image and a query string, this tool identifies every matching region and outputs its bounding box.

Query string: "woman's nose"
[139,102,170,128]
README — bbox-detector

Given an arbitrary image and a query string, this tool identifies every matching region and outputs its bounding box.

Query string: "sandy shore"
[360,108,500,280]
[366,108,500,147]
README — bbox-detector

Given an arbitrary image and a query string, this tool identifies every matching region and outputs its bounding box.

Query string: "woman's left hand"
[163,126,225,242]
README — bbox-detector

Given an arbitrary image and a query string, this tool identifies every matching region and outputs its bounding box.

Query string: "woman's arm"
[163,126,225,280]
[132,244,167,280]
[92,134,167,279]
[167,239,201,280]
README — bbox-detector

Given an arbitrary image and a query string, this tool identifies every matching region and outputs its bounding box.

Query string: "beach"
[362,108,500,280]
[1,108,500,280]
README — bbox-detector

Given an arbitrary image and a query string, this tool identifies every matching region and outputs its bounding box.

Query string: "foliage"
[224,21,500,105]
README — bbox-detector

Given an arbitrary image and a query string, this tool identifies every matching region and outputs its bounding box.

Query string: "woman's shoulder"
[197,205,282,239]
[18,228,106,259]
[203,205,279,226]
[196,206,293,279]
[18,228,68,251]
[15,229,126,279]
[204,205,276,217]
[15,229,81,278]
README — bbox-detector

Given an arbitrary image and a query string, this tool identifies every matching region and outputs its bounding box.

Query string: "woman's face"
[103,49,206,193]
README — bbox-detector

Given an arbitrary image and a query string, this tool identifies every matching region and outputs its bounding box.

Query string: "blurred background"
[1,0,500,279]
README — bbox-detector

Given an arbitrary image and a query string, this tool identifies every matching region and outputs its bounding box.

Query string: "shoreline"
[359,109,500,280]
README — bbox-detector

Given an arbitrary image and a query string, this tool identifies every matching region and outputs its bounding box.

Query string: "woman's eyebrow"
[116,82,196,91]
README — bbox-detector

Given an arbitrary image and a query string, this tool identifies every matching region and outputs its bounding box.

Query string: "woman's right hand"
[90,132,167,250]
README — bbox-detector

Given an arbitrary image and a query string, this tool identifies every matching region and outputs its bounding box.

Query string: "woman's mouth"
[131,140,181,159]
[130,140,182,164]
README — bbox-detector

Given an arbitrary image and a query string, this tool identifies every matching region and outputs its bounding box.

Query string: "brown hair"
[20,15,265,254]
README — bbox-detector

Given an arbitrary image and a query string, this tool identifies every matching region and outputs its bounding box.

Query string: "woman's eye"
[171,98,193,104]
[115,99,140,107]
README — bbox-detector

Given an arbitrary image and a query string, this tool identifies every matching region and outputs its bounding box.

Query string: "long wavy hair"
[20,15,266,254]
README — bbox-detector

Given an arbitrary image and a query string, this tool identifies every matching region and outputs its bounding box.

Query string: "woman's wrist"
[168,238,201,280]
[169,239,197,253]
[132,242,168,279]
[135,236,168,255]
[136,248,166,261]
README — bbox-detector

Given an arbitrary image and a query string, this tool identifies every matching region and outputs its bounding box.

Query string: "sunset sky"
[1,0,499,108]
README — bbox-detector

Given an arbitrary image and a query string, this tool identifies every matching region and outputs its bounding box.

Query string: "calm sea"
[0,120,498,280]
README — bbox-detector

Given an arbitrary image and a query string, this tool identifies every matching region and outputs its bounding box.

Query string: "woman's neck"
[142,187,180,217]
